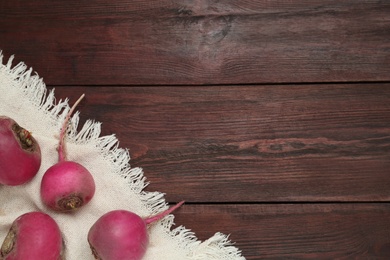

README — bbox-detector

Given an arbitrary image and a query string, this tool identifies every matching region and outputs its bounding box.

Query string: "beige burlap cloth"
[0,51,245,260]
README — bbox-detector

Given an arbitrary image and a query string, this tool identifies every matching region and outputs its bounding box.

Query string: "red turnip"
[0,211,64,260]
[40,94,95,211]
[0,116,41,186]
[88,201,185,260]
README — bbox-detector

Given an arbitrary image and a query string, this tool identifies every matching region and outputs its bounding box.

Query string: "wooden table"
[1,1,390,259]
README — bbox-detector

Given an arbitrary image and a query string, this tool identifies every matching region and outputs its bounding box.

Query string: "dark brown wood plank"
[175,203,390,259]
[52,84,390,203]
[1,1,389,85]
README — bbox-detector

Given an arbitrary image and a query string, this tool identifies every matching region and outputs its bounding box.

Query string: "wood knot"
[199,15,233,45]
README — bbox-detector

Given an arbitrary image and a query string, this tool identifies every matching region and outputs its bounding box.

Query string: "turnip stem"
[58,94,85,162]
[144,200,185,225]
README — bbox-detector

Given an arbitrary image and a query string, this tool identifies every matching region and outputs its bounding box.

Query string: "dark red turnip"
[0,116,41,186]
[88,201,185,260]
[0,212,64,260]
[40,94,95,212]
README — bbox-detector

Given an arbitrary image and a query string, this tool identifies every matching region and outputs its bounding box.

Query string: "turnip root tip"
[144,200,185,225]
[58,94,85,162]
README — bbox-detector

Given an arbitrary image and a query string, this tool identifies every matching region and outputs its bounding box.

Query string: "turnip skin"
[40,161,96,211]
[0,212,64,260]
[88,201,184,260]
[88,211,148,260]
[0,116,41,186]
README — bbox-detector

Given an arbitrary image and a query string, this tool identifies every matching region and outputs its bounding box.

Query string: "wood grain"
[52,84,390,203]
[2,1,390,258]
[0,0,389,85]
[175,203,390,259]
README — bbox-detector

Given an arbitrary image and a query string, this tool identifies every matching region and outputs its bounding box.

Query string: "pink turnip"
[0,116,41,186]
[0,211,64,260]
[88,201,185,260]
[40,94,95,212]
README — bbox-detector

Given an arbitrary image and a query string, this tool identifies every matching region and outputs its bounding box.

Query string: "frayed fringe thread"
[169,225,245,260]
[0,51,71,124]
[194,233,244,260]
[0,50,246,260]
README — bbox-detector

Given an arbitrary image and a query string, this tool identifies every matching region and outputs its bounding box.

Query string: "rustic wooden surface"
[1,1,390,259]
